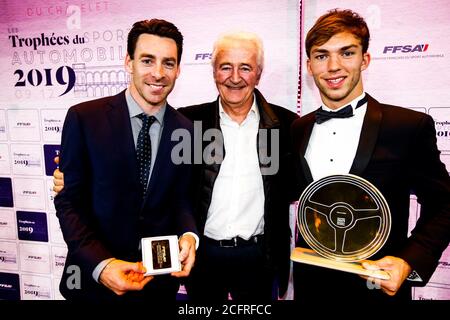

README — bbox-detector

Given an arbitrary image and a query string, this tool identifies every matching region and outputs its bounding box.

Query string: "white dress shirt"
[305,93,367,181]
[204,96,265,241]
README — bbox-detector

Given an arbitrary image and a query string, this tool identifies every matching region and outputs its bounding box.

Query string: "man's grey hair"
[211,31,264,71]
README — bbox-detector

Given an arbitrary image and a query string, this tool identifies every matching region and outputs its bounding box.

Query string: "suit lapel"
[145,104,177,202]
[106,90,140,184]
[349,94,382,175]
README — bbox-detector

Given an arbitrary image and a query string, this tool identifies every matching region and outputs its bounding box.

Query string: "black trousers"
[185,237,274,301]
[61,274,179,302]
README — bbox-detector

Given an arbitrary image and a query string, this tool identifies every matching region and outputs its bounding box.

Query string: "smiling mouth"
[325,76,346,88]
[147,84,165,89]
[327,77,344,83]
[226,85,245,90]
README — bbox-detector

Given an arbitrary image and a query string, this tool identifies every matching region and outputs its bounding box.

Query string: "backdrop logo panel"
[43,144,60,176]
[0,272,20,300]
[16,210,49,242]
[0,210,16,240]
[0,110,7,140]
[13,178,45,210]
[51,246,67,276]
[0,178,14,208]
[19,242,50,274]
[0,145,11,174]
[21,274,52,300]
[0,241,18,271]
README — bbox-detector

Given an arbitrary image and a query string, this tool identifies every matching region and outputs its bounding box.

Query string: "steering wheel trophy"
[291,174,391,280]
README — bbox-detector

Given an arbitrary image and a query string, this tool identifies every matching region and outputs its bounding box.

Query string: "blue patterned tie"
[136,113,156,199]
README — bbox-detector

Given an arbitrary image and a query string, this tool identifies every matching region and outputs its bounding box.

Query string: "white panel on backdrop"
[442,154,450,173]
[0,110,7,140]
[13,178,46,210]
[53,277,64,300]
[427,246,450,286]
[7,109,40,141]
[48,214,64,245]
[0,209,16,240]
[40,109,66,142]
[51,246,67,276]
[429,108,450,152]
[408,196,420,237]
[0,144,11,174]
[413,285,450,300]
[45,179,56,212]
[0,241,19,271]
[19,242,50,274]
[21,273,52,300]
[10,144,43,175]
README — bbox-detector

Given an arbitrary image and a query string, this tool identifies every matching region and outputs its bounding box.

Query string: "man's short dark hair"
[305,9,370,58]
[127,19,183,64]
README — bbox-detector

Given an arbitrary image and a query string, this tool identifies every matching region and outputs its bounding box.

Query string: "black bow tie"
[315,96,368,124]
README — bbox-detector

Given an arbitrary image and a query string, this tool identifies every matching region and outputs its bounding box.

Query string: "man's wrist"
[92,258,116,283]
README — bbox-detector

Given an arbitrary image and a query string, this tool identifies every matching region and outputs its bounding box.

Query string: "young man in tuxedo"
[292,9,450,302]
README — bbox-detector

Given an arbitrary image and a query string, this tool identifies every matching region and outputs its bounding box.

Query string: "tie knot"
[137,113,156,131]
[315,95,368,124]
[315,104,353,124]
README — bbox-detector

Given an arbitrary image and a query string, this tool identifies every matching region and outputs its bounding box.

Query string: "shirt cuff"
[182,232,199,250]
[92,258,116,283]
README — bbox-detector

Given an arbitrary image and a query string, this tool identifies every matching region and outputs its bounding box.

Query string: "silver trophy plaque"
[291,174,391,279]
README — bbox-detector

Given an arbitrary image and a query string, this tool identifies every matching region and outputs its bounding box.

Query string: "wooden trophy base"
[291,247,390,280]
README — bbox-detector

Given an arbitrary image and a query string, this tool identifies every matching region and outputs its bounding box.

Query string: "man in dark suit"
[179,32,298,300]
[291,9,450,302]
[55,19,198,301]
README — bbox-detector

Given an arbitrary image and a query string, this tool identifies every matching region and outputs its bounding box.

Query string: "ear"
[306,59,313,75]
[361,52,370,71]
[255,67,263,85]
[125,53,133,74]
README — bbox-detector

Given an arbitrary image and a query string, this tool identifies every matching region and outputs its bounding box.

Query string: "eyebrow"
[162,57,177,64]
[138,53,155,59]
[219,62,252,68]
[138,53,177,63]
[339,44,358,51]
[312,44,359,54]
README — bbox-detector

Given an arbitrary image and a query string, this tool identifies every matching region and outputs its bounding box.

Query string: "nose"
[231,67,241,83]
[152,63,164,80]
[327,54,341,73]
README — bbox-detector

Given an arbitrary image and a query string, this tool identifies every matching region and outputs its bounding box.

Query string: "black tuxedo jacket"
[291,94,450,302]
[178,88,299,297]
[55,90,197,300]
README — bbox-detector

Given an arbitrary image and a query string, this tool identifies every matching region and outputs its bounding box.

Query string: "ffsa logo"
[383,44,429,54]
[195,53,212,60]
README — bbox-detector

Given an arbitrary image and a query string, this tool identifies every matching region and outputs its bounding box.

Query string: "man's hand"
[99,259,153,295]
[171,234,196,278]
[52,156,64,194]
[361,256,412,296]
